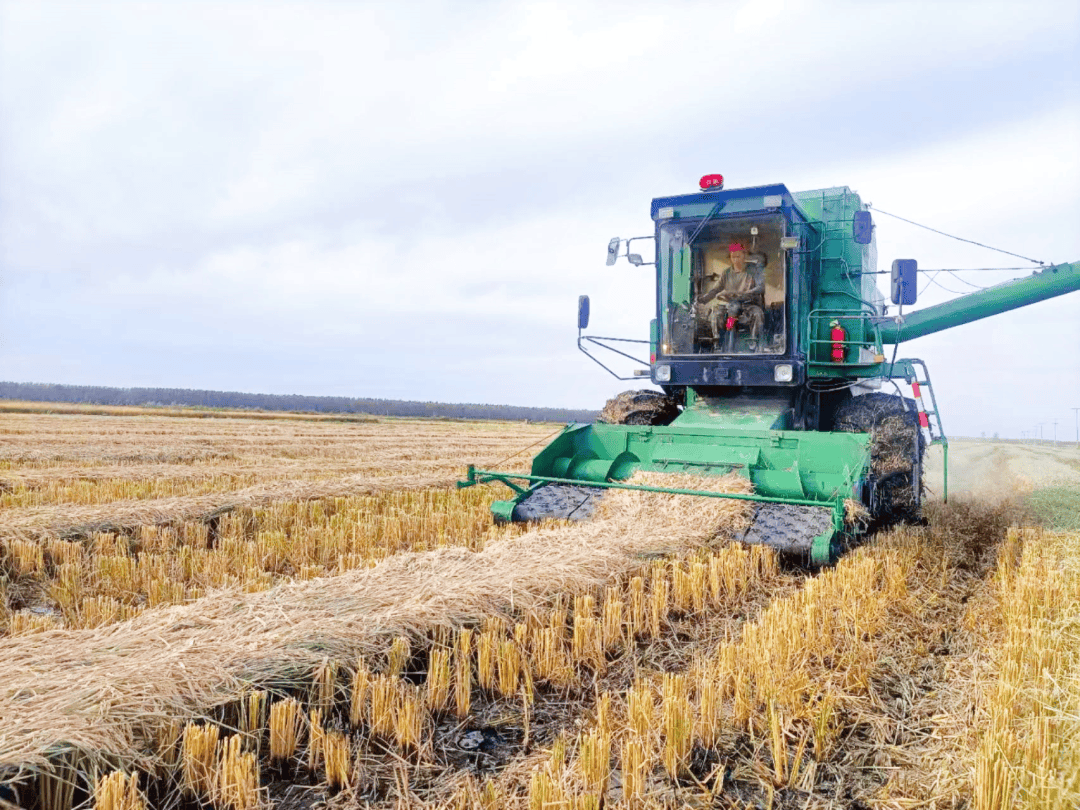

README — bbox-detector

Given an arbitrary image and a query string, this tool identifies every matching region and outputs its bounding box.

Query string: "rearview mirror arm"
[577,332,650,381]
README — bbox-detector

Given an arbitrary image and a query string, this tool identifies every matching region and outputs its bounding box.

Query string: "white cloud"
[1,0,1077,424]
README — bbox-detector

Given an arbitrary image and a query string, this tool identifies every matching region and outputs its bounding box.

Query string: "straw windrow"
[0,472,752,778]
[0,473,456,542]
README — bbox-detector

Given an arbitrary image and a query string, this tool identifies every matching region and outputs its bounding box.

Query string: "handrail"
[806,308,884,367]
[458,465,839,508]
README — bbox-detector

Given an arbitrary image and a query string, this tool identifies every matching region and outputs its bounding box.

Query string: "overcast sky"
[1,0,1078,439]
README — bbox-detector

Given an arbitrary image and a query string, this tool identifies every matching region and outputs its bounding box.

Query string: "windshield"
[659,215,787,356]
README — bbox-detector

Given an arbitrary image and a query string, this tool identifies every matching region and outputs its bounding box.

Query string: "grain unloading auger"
[459,176,1080,565]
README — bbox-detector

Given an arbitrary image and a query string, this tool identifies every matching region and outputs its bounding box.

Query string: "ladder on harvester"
[899,358,949,502]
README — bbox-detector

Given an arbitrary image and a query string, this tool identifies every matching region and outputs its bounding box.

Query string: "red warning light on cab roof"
[699,174,724,191]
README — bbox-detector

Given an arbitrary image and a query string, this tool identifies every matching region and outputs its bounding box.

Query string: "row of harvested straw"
[0,411,551,468]
[0,473,753,796]
[0,471,458,543]
[2,473,263,509]
[1,457,466,490]
[121,542,776,810]
[2,486,508,635]
[76,516,971,810]
[11,487,1057,809]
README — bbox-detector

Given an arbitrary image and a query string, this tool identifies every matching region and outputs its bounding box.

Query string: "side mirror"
[577,295,590,329]
[853,210,873,245]
[891,259,918,305]
[627,254,643,266]
[605,237,620,266]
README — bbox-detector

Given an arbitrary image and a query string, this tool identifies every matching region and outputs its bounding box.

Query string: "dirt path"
[923,438,1080,499]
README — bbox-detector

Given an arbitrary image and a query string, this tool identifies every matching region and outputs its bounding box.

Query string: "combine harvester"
[460,176,1080,564]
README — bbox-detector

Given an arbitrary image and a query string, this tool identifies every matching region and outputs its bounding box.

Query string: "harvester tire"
[597,390,681,426]
[832,392,926,526]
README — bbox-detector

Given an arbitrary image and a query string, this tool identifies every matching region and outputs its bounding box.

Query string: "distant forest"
[0,382,598,423]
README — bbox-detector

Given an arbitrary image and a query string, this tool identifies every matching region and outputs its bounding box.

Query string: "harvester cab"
[646,179,886,400]
[664,208,786,357]
[460,175,1080,565]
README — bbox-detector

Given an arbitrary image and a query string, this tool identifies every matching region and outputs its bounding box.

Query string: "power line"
[862,266,1041,275]
[943,270,991,290]
[923,274,970,296]
[867,205,1048,266]
[918,271,941,297]
[915,271,1041,278]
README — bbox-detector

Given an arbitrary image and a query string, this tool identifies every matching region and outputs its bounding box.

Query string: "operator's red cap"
[728,242,745,252]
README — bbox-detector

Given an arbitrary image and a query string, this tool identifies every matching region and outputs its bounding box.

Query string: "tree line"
[0,382,598,423]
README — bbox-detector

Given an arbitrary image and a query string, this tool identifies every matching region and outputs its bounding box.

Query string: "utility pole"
[1052,420,1058,443]
[1072,407,1079,447]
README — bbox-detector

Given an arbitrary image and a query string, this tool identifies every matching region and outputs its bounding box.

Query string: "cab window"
[660,216,787,356]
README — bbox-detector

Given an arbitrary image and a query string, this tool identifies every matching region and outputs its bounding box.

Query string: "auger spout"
[877,261,1080,343]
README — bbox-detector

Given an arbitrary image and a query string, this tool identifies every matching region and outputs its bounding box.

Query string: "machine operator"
[695,241,766,350]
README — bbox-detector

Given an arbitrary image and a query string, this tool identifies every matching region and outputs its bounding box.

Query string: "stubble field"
[1,404,1077,810]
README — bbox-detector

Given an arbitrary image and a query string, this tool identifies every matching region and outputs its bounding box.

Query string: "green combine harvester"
[459,176,1080,564]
